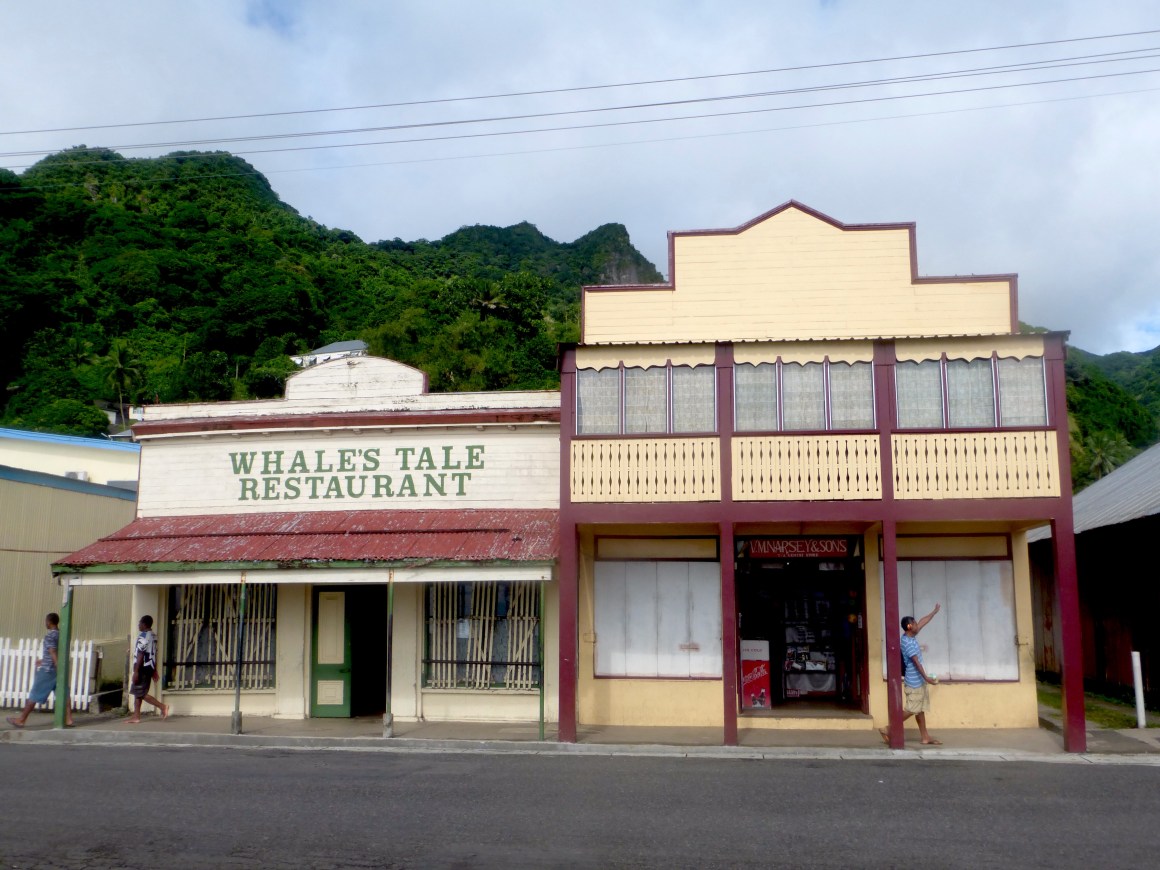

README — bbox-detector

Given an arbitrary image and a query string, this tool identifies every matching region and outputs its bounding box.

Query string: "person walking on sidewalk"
[898,605,942,745]
[126,615,168,724]
[6,612,74,729]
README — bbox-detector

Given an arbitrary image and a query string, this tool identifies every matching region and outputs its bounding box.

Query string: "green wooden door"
[311,589,351,718]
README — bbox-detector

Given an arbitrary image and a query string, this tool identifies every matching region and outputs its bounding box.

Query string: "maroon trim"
[1044,333,1085,751]
[134,408,560,436]
[720,522,738,746]
[568,498,1069,526]
[882,520,905,749]
[873,342,897,507]
[571,431,718,441]
[558,349,579,743]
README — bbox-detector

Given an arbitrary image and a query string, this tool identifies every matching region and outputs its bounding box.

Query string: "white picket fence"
[0,638,99,711]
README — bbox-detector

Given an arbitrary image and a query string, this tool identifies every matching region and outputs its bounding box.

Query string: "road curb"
[5,726,1160,766]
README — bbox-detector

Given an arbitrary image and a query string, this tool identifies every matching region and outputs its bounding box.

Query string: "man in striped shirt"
[898,604,941,745]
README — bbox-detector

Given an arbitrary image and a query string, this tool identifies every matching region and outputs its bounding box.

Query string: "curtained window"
[577,364,717,435]
[829,362,875,429]
[781,363,826,431]
[624,366,669,433]
[947,359,996,428]
[998,357,1048,426]
[895,360,944,428]
[672,365,716,433]
[576,368,620,434]
[734,363,778,431]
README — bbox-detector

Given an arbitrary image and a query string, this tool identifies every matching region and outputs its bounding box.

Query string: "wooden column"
[881,520,905,748]
[558,353,579,743]
[716,344,738,745]
[1045,333,1086,752]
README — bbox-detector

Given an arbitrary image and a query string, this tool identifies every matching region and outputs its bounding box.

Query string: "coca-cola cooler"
[740,639,771,710]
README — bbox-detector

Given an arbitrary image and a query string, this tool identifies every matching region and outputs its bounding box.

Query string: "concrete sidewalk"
[4,708,1159,765]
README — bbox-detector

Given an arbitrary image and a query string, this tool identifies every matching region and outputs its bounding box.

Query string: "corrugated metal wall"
[0,477,136,642]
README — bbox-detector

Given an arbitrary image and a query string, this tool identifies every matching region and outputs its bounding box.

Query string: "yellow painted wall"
[583,205,1013,344]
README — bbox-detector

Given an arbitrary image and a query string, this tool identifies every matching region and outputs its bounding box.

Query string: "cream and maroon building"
[55,358,561,727]
[556,201,1084,750]
[54,201,1085,750]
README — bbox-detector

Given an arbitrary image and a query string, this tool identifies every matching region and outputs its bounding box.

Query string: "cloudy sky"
[2,1,1158,354]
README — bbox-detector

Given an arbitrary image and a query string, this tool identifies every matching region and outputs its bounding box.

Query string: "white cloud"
[2,0,1158,354]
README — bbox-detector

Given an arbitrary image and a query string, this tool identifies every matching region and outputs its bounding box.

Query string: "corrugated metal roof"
[56,509,558,569]
[1028,440,1160,542]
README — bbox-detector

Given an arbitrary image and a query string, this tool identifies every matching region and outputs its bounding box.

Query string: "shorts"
[130,667,155,699]
[28,669,57,704]
[903,682,931,714]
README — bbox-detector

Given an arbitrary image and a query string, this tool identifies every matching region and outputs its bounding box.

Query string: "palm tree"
[1083,430,1132,480]
[104,339,141,425]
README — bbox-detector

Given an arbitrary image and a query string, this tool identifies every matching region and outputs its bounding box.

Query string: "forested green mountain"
[1,146,1156,490]
[0,147,661,436]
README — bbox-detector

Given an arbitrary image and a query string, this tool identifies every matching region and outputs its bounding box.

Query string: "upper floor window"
[576,364,716,435]
[895,356,1047,429]
[734,361,874,432]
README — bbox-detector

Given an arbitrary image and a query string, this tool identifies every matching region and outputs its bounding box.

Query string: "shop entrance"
[310,585,388,718]
[736,537,867,711]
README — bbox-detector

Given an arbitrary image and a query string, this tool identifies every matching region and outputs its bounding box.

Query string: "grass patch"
[1038,686,1156,728]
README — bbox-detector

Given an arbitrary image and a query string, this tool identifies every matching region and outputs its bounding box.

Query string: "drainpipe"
[53,579,74,729]
[383,569,395,737]
[231,572,247,735]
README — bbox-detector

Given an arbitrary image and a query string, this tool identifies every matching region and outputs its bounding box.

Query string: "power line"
[3,46,1159,160]
[2,26,1159,137]
[9,83,1157,191]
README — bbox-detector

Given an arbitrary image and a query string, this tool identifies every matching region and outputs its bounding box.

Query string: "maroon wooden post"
[720,523,738,746]
[557,353,579,743]
[881,519,905,748]
[716,344,739,746]
[1045,334,1086,752]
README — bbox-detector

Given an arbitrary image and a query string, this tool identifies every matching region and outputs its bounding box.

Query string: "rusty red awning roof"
[56,509,558,570]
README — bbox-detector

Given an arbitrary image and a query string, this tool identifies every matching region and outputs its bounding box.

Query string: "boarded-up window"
[594,560,722,678]
[880,560,1018,680]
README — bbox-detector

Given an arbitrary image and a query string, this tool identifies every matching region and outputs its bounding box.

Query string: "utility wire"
[2,26,1158,136]
[9,83,1157,190]
[3,46,1159,160]
[11,62,1156,167]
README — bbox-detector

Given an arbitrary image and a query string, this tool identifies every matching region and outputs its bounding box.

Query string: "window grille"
[424,582,542,690]
[165,584,277,691]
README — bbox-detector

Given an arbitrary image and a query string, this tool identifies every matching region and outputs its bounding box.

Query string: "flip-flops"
[921,738,943,745]
[5,716,24,729]
[878,728,890,745]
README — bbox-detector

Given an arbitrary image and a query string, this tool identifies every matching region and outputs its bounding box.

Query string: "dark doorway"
[347,585,388,717]
[736,537,866,709]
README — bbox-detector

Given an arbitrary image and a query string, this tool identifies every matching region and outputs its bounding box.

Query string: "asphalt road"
[1,745,1158,869]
